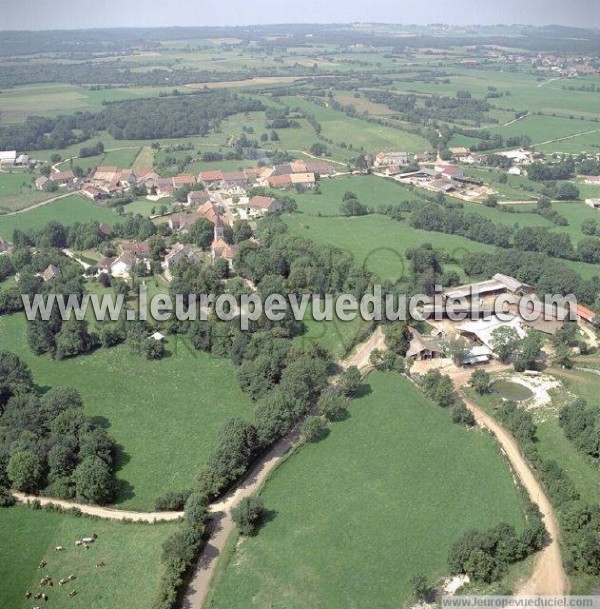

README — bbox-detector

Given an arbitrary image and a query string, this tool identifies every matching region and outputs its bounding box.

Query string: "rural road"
[12,491,183,523]
[181,327,385,609]
[1,192,72,216]
[13,326,566,601]
[457,389,569,596]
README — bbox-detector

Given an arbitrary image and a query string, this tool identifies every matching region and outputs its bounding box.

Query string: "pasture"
[207,372,526,609]
[0,195,118,240]
[285,212,498,281]
[0,171,51,213]
[296,174,423,216]
[0,505,178,609]
[0,314,255,510]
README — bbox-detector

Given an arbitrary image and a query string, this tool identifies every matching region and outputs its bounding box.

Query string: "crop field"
[0,505,178,609]
[0,195,118,240]
[207,372,526,609]
[0,314,255,510]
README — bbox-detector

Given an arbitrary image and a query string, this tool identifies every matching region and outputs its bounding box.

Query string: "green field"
[0,505,177,609]
[0,314,255,510]
[207,372,526,609]
[297,174,422,216]
[285,212,497,281]
[0,195,119,240]
[0,171,53,213]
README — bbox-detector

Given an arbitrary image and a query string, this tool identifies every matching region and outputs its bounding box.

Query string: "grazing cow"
[69,590,78,597]
[96,561,106,568]
[37,561,46,569]
[34,593,42,600]
[25,591,32,599]
[92,533,98,539]
[75,540,82,547]
[55,546,64,551]
[82,537,94,544]
[42,594,48,602]
[67,574,76,581]
[59,579,67,586]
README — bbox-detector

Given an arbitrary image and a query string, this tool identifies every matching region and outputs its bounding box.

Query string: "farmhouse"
[267,174,293,189]
[449,147,470,160]
[406,328,444,360]
[199,170,225,186]
[248,195,282,216]
[163,243,201,270]
[373,151,409,168]
[305,160,335,176]
[35,176,54,191]
[186,190,211,207]
[0,150,17,165]
[15,154,29,165]
[457,316,527,350]
[91,166,120,186]
[575,304,597,327]
[81,185,104,201]
[120,240,150,258]
[110,252,136,278]
[435,165,464,180]
[50,170,75,186]
[40,264,61,282]
[443,274,533,302]
[198,201,220,224]
[461,345,494,366]
[289,172,316,188]
[172,174,197,189]
[169,211,202,232]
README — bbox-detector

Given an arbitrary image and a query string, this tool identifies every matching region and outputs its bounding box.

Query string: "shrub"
[231,496,264,536]
[154,489,192,511]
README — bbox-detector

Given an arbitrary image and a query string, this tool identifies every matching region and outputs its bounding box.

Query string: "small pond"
[490,380,534,402]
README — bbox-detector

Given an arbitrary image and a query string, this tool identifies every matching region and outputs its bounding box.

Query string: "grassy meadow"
[207,372,526,609]
[0,505,178,609]
[0,314,255,510]
[0,195,119,240]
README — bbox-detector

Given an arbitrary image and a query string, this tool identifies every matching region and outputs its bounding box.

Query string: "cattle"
[69,590,78,597]
[37,561,46,569]
[25,591,32,599]
[55,546,65,551]
[59,579,67,586]
[67,574,76,581]
[82,537,94,544]
[75,540,83,547]
[34,593,42,600]
[96,561,106,568]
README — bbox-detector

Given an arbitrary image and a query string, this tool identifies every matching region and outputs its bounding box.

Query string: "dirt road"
[457,392,569,595]
[182,328,384,609]
[12,492,183,523]
[2,192,72,216]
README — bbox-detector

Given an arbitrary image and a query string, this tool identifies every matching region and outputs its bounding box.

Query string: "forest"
[0,90,265,150]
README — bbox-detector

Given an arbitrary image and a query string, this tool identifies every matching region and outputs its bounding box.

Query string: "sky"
[0,0,599,31]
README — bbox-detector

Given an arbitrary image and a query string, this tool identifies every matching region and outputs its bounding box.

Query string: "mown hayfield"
[0,505,178,609]
[296,174,422,216]
[282,96,431,155]
[0,195,118,240]
[207,372,526,609]
[285,213,497,281]
[0,171,52,213]
[100,147,141,168]
[0,314,255,510]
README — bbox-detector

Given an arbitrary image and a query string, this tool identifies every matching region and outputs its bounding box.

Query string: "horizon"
[1,0,599,32]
